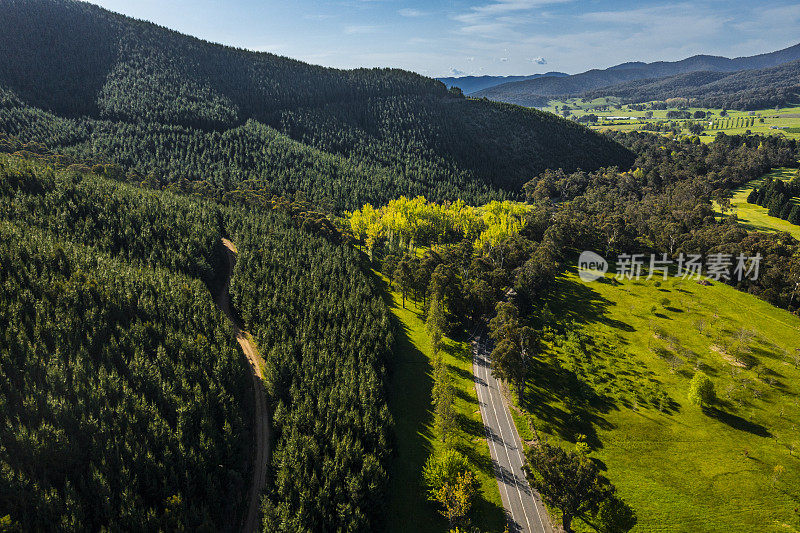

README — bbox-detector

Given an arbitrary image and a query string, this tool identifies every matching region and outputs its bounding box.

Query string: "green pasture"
[513,269,800,532]
[717,167,800,239]
[540,98,800,141]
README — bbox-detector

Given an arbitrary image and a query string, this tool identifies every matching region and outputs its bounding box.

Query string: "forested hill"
[0,151,396,531]
[437,72,568,95]
[0,0,633,212]
[582,59,800,110]
[473,42,800,107]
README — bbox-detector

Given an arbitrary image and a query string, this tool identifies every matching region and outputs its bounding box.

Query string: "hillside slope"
[437,72,567,95]
[584,59,800,110]
[0,0,633,211]
[0,149,397,532]
[0,153,254,531]
[519,270,800,531]
[475,43,800,107]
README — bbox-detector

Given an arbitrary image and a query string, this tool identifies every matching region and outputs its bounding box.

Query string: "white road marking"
[473,344,515,516]
[473,335,550,533]
[495,370,548,533]
[480,346,534,533]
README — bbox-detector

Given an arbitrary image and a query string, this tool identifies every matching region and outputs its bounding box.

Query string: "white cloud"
[449,67,466,76]
[530,56,546,64]
[454,0,572,39]
[499,57,508,62]
[398,8,426,17]
[470,0,572,17]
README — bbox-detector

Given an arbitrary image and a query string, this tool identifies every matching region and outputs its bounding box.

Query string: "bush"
[422,449,470,498]
[688,372,716,407]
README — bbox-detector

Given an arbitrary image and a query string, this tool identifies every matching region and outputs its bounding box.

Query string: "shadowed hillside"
[0,0,634,211]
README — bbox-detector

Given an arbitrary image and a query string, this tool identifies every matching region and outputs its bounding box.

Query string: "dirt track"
[216,238,269,533]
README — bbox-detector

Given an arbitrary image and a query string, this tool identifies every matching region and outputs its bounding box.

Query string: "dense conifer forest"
[0,0,634,211]
[2,2,800,533]
[0,155,252,530]
[0,152,396,532]
[225,209,393,531]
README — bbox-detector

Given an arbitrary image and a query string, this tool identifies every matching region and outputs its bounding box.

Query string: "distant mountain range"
[437,72,567,95]
[584,59,800,110]
[472,43,800,108]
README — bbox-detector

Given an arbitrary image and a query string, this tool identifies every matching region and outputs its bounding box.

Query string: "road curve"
[216,238,269,533]
[472,333,553,533]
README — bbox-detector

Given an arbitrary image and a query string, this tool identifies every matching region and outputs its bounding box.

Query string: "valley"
[717,168,800,239]
[215,238,269,533]
[540,98,800,142]
[1,1,800,532]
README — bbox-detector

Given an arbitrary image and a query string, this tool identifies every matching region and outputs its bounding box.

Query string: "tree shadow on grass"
[442,339,471,362]
[456,412,486,440]
[549,275,635,333]
[702,406,771,437]
[750,344,788,363]
[522,357,616,450]
[373,273,441,531]
[524,274,695,449]
[452,383,475,403]
[454,442,507,532]
[447,363,475,383]
[455,441,495,479]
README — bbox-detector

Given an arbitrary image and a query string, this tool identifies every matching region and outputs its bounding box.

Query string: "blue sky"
[84,0,800,77]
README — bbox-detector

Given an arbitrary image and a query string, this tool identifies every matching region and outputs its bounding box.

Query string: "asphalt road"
[472,334,553,533]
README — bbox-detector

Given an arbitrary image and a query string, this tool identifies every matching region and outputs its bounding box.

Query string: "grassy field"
[512,269,800,532]
[541,98,800,142]
[380,274,506,532]
[718,167,800,239]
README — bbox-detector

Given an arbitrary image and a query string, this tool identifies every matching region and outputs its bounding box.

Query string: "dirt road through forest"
[216,238,269,533]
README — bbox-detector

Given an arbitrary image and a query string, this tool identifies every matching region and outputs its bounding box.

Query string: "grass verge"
[380,273,506,532]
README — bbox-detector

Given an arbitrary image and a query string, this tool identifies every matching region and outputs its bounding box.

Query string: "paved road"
[217,239,270,533]
[472,333,553,533]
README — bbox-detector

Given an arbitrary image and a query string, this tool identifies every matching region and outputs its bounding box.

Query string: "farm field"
[513,269,800,532]
[541,98,800,141]
[381,275,506,533]
[717,167,800,239]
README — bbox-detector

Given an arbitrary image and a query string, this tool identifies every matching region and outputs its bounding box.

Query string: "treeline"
[347,196,532,257]
[524,132,800,311]
[0,155,253,530]
[364,198,635,532]
[224,207,394,532]
[748,173,800,224]
[0,0,635,211]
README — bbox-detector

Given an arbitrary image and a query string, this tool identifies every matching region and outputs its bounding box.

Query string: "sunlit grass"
[716,167,800,240]
[380,274,505,532]
[540,98,800,142]
[513,269,800,532]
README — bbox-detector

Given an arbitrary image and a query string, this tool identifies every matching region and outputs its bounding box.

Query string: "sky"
[83,0,800,78]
